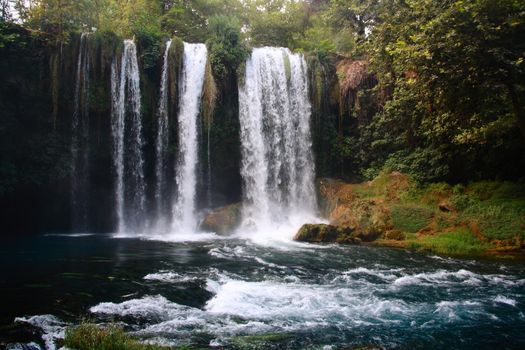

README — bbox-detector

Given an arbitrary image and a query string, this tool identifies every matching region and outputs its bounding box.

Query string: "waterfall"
[155,40,172,226]
[111,40,146,234]
[71,33,91,231]
[171,43,208,233]
[207,126,212,208]
[238,47,317,236]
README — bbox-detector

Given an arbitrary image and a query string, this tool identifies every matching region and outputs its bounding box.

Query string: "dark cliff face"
[0,24,70,234]
[0,26,247,234]
[307,53,380,182]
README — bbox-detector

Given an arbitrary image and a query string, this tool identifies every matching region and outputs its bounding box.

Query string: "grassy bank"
[319,172,525,256]
[64,323,183,350]
[63,325,322,349]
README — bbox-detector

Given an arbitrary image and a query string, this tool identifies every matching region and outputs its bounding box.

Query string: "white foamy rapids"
[144,271,200,283]
[90,295,194,320]
[6,342,43,350]
[433,300,489,322]
[333,267,403,283]
[15,315,67,350]
[89,267,522,343]
[208,245,287,269]
[204,279,413,323]
[493,295,518,307]
[393,269,484,286]
[89,289,411,340]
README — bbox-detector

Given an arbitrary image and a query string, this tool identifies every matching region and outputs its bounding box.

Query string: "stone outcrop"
[294,172,413,244]
[316,176,402,241]
[200,203,241,235]
[293,224,360,244]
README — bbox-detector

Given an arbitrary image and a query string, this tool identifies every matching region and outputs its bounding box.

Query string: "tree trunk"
[507,83,525,145]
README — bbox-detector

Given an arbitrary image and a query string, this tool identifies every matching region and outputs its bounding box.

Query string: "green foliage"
[206,15,248,80]
[391,204,434,233]
[293,13,335,54]
[450,182,525,241]
[450,194,476,212]
[161,0,208,42]
[364,0,524,182]
[64,323,177,350]
[0,21,20,49]
[2,0,524,207]
[246,0,307,48]
[464,200,525,241]
[408,228,491,255]
[383,149,450,184]
[134,29,164,70]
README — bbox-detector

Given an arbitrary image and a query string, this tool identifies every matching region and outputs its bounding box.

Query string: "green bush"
[391,204,434,233]
[492,182,525,200]
[408,228,491,255]
[467,181,503,200]
[64,323,177,350]
[448,182,525,240]
[463,199,525,240]
[383,148,451,184]
[401,182,452,204]
[134,29,164,70]
[450,193,477,211]
[206,15,248,81]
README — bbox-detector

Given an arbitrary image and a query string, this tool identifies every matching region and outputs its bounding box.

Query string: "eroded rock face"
[293,224,360,244]
[200,203,241,235]
[317,179,392,240]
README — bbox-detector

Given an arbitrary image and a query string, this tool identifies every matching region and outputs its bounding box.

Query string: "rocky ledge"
[293,224,360,244]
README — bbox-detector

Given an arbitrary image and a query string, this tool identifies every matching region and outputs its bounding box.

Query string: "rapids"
[2,234,525,349]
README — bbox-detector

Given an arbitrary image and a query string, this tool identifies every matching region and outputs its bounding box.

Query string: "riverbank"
[296,172,525,257]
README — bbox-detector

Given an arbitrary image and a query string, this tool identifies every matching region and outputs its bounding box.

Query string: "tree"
[206,15,248,79]
[245,0,308,47]
[356,0,525,181]
[0,0,11,21]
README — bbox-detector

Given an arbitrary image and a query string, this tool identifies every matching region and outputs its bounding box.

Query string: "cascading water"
[71,33,91,231]
[206,125,212,208]
[155,40,172,226]
[238,47,317,237]
[111,40,146,234]
[171,43,208,233]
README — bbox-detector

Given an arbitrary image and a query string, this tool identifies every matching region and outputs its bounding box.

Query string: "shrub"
[463,199,525,240]
[64,323,176,350]
[206,15,248,81]
[134,29,164,70]
[391,204,434,233]
[408,228,491,255]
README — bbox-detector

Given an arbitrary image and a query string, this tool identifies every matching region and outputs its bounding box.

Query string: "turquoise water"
[1,233,525,349]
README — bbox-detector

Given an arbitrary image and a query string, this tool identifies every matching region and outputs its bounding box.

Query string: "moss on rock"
[293,224,359,244]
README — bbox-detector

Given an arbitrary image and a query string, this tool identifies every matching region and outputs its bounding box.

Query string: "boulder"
[200,203,241,235]
[293,224,360,244]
